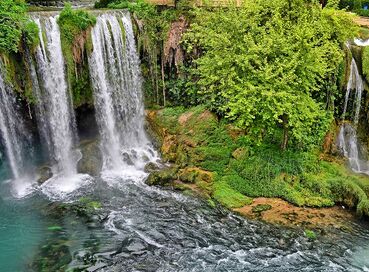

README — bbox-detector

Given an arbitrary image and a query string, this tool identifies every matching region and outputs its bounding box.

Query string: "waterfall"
[337,52,369,174]
[32,16,78,176]
[88,12,157,175]
[28,15,91,200]
[342,58,363,123]
[0,62,35,196]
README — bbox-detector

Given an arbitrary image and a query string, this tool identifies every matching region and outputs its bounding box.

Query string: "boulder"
[178,167,214,184]
[77,139,103,176]
[37,165,53,184]
[145,167,178,186]
[232,147,248,160]
[144,162,160,173]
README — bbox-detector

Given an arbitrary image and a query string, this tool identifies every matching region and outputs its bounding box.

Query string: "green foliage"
[94,0,115,8]
[213,179,252,208]
[304,229,317,239]
[362,46,369,80]
[58,3,96,43]
[0,0,35,53]
[326,0,340,8]
[23,20,40,50]
[355,8,369,16]
[57,4,96,107]
[156,107,369,216]
[183,0,357,150]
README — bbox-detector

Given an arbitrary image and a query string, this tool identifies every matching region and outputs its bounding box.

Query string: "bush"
[0,0,28,53]
[58,3,96,43]
[23,21,40,50]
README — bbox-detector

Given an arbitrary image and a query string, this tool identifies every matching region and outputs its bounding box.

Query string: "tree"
[184,0,357,150]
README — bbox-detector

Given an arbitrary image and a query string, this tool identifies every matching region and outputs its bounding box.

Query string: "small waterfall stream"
[0,62,35,196]
[337,51,369,174]
[88,12,158,176]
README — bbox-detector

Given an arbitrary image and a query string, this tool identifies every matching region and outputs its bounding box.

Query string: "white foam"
[40,173,93,200]
[354,38,369,47]
[9,176,37,199]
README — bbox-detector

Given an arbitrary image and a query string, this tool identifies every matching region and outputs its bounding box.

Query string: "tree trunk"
[281,114,289,151]
[161,51,166,107]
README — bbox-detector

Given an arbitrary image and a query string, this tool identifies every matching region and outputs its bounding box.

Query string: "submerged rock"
[77,139,103,176]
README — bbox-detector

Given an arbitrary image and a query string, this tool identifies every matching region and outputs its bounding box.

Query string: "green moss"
[213,180,252,209]
[362,46,369,81]
[1,53,36,104]
[359,27,369,40]
[252,204,272,213]
[304,229,317,240]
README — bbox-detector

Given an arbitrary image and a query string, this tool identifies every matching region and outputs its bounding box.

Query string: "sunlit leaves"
[184,0,357,149]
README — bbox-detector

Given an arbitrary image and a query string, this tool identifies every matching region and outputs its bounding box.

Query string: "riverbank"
[145,106,369,230]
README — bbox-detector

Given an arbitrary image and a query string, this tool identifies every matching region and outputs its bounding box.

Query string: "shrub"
[23,20,40,50]
[0,0,28,53]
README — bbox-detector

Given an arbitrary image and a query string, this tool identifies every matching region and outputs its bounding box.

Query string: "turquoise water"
[0,190,46,272]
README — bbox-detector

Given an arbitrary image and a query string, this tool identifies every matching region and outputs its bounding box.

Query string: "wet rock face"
[77,139,103,176]
[37,165,53,184]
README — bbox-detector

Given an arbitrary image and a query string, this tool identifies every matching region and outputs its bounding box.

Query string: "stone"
[178,167,214,184]
[251,204,272,214]
[145,167,178,186]
[77,139,103,176]
[232,147,248,160]
[144,162,160,173]
[37,165,53,184]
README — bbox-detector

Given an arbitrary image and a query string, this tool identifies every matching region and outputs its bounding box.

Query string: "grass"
[154,106,369,217]
[213,179,252,209]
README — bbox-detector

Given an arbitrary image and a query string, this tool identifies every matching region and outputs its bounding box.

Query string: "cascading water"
[88,12,158,177]
[33,16,77,175]
[30,15,91,199]
[0,61,35,197]
[337,51,369,174]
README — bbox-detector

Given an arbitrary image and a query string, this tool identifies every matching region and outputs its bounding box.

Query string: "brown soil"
[234,197,355,229]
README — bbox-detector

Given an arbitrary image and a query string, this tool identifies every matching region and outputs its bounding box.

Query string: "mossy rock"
[145,167,178,186]
[252,204,272,213]
[232,147,248,160]
[178,167,214,184]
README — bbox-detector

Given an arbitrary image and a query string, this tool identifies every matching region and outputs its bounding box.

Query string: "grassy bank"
[147,106,369,217]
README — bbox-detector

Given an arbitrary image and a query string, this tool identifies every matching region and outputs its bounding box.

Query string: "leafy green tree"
[0,0,28,53]
[184,0,357,150]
